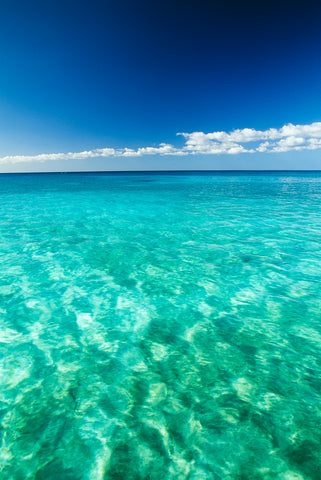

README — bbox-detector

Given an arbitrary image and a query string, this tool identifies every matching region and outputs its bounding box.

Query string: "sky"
[1,0,321,172]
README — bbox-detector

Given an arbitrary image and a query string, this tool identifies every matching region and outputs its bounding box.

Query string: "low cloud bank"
[1,121,321,164]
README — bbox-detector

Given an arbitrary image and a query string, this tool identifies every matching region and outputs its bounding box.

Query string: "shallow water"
[1,172,321,479]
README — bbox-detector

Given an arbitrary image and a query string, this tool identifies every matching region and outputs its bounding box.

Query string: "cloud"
[0,144,180,165]
[1,121,321,164]
[179,121,321,154]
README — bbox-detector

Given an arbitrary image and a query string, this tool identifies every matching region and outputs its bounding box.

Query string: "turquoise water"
[1,172,321,480]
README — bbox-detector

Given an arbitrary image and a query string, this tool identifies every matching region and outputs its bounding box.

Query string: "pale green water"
[1,172,321,479]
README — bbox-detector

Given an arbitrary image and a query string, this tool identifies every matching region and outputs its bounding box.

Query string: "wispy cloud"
[1,122,321,164]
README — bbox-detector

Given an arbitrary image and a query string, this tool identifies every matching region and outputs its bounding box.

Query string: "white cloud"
[179,122,321,154]
[1,121,321,164]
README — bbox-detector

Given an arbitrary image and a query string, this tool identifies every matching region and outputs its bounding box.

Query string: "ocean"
[1,171,321,479]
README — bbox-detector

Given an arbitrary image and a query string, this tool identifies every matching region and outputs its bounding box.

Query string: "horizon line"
[1,169,321,175]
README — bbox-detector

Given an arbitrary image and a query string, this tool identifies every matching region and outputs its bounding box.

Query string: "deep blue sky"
[1,0,321,171]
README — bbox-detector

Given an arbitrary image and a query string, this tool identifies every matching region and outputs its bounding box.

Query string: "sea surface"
[1,171,321,480]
